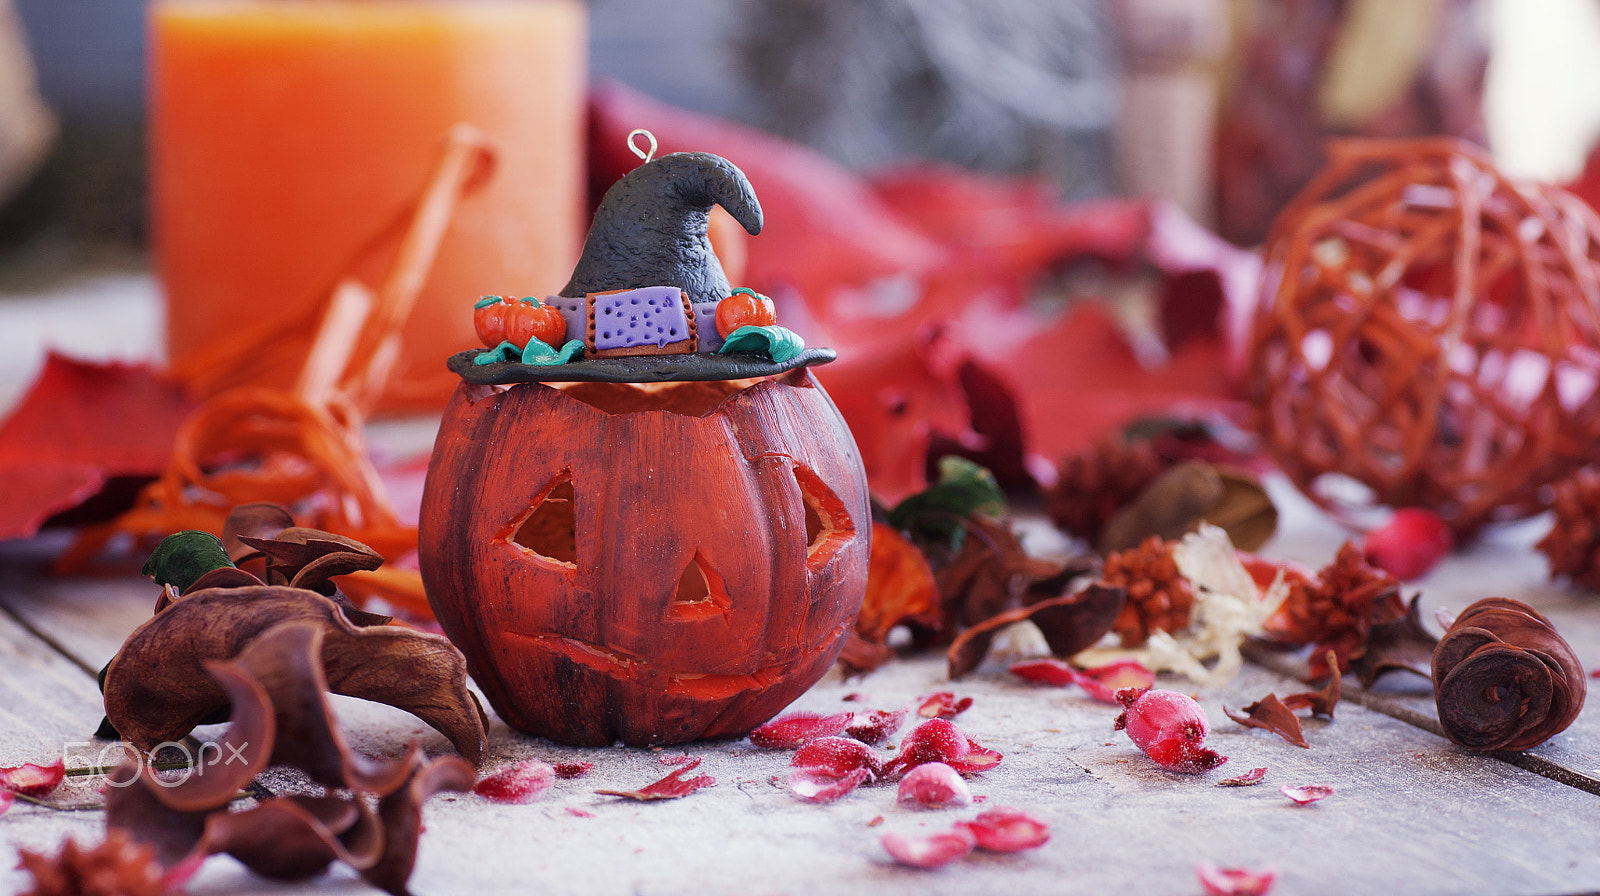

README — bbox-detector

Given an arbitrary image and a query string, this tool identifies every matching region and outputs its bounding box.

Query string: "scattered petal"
[886,718,1002,777]
[881,828,977,869]
[748,711,853,749]
[0,790,13,816]
[473,761,556,804]
[1224,695,1309,749]
[1072,660,1156,703]
[846,708,908,745]
[1008,658,1079,686]
[1280,784,1334,805]
[916,691,973,719]
[596,759,716,802]
[867,815,885,827]
[843,692,871,702]
[656,754,696,766]
[554,762,594,779]
[1216,767,1268,787]
[567,807,594,818]
[1113,687,1227,773]
[0,760,66,798]
[789,766,873,803]
[788,736,883,803]
[1364,508,1452,581]
[896,763,973,809]
[955,807,1051,852]
[1196,860,1277,896]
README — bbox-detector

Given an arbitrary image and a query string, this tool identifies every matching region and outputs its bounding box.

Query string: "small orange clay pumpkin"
[418,371,870,745]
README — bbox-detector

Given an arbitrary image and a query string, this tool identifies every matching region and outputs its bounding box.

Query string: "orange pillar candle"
[151,0,586,411]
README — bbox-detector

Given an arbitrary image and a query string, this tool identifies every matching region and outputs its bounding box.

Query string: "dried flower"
[1114,687,1226,774]
[1102,536,1197,646]
[15,832,177,896]
[1432,597,1586,751]
[1048,435,1166,545]
[1272,541,1403,678]
[1536,467,1600,591]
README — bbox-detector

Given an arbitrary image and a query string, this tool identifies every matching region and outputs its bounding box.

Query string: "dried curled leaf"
[947,583,1125,679]
[1224,694,1308,749]
[103,585,485,764]
[1432,597,1586,752]
[1101,461,1277,554]
[105,620,474,896]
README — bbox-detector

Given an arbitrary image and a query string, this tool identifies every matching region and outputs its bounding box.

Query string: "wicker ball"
[1249,138,1600,535]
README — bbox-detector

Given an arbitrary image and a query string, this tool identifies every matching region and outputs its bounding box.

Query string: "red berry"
[1364,508,1453,581]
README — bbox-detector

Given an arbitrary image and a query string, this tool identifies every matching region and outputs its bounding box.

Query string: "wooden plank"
[0,534,159,675]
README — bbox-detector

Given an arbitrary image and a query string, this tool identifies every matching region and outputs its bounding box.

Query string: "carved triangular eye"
[504,468,577,569]
[792,463,855,571]
[668,551,732,622]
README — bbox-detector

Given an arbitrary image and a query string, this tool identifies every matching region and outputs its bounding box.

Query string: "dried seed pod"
[1431,598,1586,752]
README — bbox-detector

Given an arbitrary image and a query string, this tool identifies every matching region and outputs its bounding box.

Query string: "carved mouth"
[505,624,849,702]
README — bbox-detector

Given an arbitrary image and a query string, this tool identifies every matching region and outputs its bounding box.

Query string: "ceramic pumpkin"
[419,145,870,745]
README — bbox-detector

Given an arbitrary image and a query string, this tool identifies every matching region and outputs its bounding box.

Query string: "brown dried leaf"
[1101,462,1276,554]
[103,585,486,765]
[362,749,476,896]
[947,583,1125,679]
[222,502,296,563]
[1224,694,1309,748]
[235,531,383,593]
[199,795,373,882]
[1282,652,1341,718]
[1348,595,1438,688]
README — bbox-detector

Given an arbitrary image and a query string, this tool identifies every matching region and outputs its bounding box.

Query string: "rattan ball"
[1248,138,1600,536]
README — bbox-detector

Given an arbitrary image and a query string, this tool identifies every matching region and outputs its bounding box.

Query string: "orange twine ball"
[1248,138,1600,536]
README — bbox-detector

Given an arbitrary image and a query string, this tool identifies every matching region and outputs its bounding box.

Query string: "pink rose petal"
[788,736,883,803]
[896,762,973,809]
[916,691,973,719]
[881,828,977,869]
[0,790,14,816]
[473,760,556,804]
[554,761,594,779]
[1196,861,1277,896]
[1072,660,1156,703]
[955,807,1051,852]
[1216,767,1268,787]
[0,760,65,798]
[1280,783,1334,805]
[846,707,909,745]
[749,711,854,749]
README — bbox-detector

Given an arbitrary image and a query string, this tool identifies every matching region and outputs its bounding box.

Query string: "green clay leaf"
[141,530,236,593]
[472,341,522,366]
[473,295,505,309]
[521,339,586,366]
[717,325,805,363]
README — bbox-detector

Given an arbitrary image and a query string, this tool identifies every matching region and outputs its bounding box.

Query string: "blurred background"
[5,0,1600,276]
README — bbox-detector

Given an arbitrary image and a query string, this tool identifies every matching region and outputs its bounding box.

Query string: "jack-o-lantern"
[419,145,870,745]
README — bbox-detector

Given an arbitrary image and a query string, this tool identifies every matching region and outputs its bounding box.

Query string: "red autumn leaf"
[0,760,65,798]
[0,354,196,540]
[886,718,1002,778]
[748,711,854,749]
[554,762,594,779]
[1280,784,1335,805]
[880,828,977,869]
[955,807,1052,852]
[473,761,556,804]
[1223,694,1309,749]
[788,736,884,803]
[1196,861,1277,896]
[595,759,716,802]
[845,708,908,746]
[1216,767,1268,787]
[896,763,973,809]
[916,691,973,720]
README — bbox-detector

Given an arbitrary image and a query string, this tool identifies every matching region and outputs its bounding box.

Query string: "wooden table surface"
[3,275,1600,895]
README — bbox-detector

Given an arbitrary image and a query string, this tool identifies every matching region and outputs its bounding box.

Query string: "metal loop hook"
[627,128,658,165]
